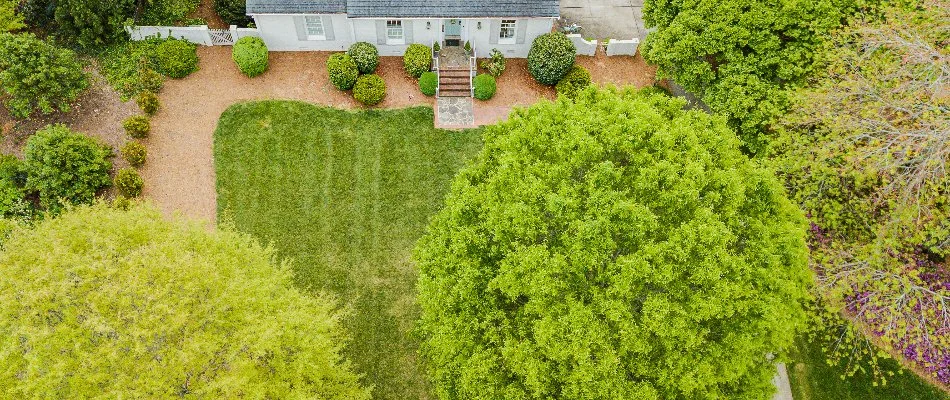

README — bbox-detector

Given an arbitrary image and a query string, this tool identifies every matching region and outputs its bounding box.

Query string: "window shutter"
[404,20,413,44]
[322,15,335,41]
[376,20,387,45]
[294,16,307,41]
[516,20,528,44]
[489,20,499,44]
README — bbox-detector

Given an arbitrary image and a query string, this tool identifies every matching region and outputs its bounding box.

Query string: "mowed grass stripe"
[214,101,482,400]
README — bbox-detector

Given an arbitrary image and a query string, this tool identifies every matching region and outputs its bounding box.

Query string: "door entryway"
[444,19,462,46]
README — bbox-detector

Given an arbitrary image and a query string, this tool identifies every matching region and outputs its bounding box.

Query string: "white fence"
[605,38,640,56]
[126,25,260,46]
[566,34,598,56]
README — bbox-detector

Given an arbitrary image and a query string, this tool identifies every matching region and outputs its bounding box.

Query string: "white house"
[246,0,560,57]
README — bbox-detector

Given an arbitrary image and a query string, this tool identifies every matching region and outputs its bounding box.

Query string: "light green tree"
[0,203,372,399]
[0,0,25,32]
[416,87,812,399]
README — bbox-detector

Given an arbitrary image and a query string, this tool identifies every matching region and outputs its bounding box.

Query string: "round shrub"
[123,115,150,139]
[23,125,112,214]
[114,168,144,198]
[527,32,577,85]
[326,53,359,91]
[419,71,437,96]
[136,91,159,115]
[473,74,496,101]
[153,39,199,79]
[353,74,386,106]
[403,44,432,78]
[232,36,269,77]
[121,141,147,167]
[0,203,371,399]
[347,42,379,74]
[555,65,592,99]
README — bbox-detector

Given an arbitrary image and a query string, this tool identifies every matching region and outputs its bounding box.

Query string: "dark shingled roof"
[246,0,346,14]
[246,0,559,17]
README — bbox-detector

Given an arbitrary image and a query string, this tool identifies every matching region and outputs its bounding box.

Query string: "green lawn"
[214,101,482,400]
[788,336,949,400]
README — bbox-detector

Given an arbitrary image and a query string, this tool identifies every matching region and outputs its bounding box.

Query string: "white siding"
[468,18,554,58]
[351,19,442,56]
[252,14,352,51]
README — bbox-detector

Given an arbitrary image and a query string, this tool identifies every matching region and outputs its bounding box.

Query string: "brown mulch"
[0,63,139,168]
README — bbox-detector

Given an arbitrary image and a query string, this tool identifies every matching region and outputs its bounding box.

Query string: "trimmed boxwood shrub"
[555,65,592,99]
[527,33,576,85]
[23,124,112,213]
[419,71,437,96]
[327,53,359,91]
[114,168,144,198]
[403,44,431,78]
[473,74,496,101]
[154,39,199,79]
[121,141,147,167]
[347,42,379,74]
[123,115,150,139]
[232,36,269,77]
[136,91,160,115]
[353,74,386,106]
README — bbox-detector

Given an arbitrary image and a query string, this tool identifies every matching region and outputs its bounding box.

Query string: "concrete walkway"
[560,0,648,41]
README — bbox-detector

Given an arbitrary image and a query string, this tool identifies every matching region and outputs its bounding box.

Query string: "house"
[246,0,560,57]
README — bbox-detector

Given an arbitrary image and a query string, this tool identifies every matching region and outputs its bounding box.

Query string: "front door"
[444,19,462,46]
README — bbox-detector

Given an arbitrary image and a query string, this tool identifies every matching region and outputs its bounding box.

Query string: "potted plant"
[463,41,472,55]
[433,41,441,58]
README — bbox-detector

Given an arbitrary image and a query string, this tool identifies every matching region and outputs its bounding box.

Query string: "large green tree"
[54,0,135,47]
[641,0,861,152]
[0,203,372,399]
[416,87,812,399]
[0,33,88,118]
[0,0,25,32]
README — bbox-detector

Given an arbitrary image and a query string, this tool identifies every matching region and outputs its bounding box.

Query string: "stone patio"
[436,97,474,128]
[560,0,648,41]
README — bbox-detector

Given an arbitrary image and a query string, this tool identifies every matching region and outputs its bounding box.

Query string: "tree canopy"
[641,0,861,152]
[415,87,812,399]
[769,1,950,384]
[0,203,371,399]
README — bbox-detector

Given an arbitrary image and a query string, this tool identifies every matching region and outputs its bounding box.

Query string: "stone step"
[439,77,470,85]
[439,69,470,77]
[439,89,470,97]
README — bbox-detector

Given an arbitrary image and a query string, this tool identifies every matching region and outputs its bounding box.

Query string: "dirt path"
[143,46,655,223]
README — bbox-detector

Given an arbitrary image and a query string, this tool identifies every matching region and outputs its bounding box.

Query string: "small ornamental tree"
[416,87,811,399]
[0,203,372,399]
[403,44,431,78]
[23,125,112,213]
[232,36,268,77]
[327,53,358,91]
[527,32,575,85]
[0,33,88,119]
[347,41,379,74]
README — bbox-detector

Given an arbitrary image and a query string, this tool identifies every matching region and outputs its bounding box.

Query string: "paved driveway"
[560,0,647,41]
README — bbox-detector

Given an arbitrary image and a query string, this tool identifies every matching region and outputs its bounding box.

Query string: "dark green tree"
[416,87,812,399]
[23,125,113,213]
[0,33,88,118]
[54,0,135,47]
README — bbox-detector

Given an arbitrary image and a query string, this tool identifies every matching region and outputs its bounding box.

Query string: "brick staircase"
[438,67,471,97]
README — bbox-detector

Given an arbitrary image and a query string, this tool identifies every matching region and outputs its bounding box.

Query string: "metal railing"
[432,56,440,98]
[469,49,476,98]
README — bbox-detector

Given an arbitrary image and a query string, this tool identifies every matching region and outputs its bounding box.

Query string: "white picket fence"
[126,25,259,46]
[566,34,639,57]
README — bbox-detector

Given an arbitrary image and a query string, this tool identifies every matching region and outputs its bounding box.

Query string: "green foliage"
[153,39,199,79]
[479,48,506,77]
[139,0,200,25]
[433,41,440,53]
[641,0,865,152]
[353,74,385,106]
[23,125,112,214]
[0,203,372,399]
[232,36,268,77]
[463,40,471,53]
[213,0,251,26]
[403,44,432,78]
[136,90,160,115]
[326,53,358,91]
[416,87,811,399]
[419,71,437,96]
[347,42,379,74]
[54,0,135,47]
[214,101,482,400]
[98,40,166,101]
[120,141,147,167]
[555,64,592,99]
[113,167,143,197]
[0,0,25,33]
[527,32,576,85]
[123,115,150,138]
[0,33,88,119]
[472,73,495,100]
[0,155,30,220]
